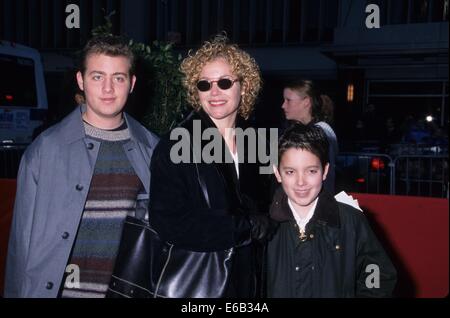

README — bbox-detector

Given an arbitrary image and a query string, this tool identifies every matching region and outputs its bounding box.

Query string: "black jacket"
[267,187,397,297]
[149,109,269,297]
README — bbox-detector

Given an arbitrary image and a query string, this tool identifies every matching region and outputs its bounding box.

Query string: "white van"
[0,40,48,143]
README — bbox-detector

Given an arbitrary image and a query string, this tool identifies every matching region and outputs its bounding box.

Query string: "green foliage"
[132,40,187,135]
[91,10,115,37]
[92,13,187,136]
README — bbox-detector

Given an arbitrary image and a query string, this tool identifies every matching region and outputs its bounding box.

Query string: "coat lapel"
[196,109,242,207]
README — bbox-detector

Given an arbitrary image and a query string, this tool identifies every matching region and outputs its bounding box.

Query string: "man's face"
[274,148,329,216]
[281,88,310,123]
[76,53,136,128]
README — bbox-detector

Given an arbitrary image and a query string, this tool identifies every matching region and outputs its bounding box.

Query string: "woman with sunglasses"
[149,34,276,298]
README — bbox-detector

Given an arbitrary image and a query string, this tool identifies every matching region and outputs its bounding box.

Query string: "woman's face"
[197,58,242,127]
[281,88,311,124]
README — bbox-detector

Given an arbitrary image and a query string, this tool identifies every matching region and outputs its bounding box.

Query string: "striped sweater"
[61,121,144,298]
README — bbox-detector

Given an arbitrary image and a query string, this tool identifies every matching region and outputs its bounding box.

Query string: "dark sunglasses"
[196,78,239,92]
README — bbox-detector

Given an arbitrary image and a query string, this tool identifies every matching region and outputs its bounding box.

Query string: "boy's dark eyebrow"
[112,72,128,77]
[88,70,105,75]
[281,165,320,170]
[281,166,297,170]
[88,71,129,77]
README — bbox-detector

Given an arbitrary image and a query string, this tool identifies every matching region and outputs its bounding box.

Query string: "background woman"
[281,79,338,194]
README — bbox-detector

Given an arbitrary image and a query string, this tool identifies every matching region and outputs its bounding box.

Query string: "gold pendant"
[299,229,307,242]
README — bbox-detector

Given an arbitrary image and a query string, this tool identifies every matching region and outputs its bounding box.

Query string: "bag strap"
[194,160,211,209]
[144,149,210,223]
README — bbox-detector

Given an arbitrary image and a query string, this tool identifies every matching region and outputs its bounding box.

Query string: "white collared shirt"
[230,150,239,178]
[288,197,319,232]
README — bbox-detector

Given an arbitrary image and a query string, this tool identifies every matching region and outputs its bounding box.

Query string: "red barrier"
[0,179,16,297]
[351,193,449,298]
[0,180,448,298]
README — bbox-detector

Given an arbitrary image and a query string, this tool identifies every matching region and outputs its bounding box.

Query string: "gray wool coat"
[4,105,159,298]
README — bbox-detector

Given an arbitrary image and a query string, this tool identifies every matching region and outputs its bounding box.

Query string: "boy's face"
[76,53,136,128]
[274,148,329,216]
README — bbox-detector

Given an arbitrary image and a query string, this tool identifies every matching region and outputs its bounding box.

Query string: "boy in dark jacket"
[267,123,397,297]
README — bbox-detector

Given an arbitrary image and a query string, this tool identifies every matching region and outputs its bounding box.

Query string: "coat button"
[335,245,340,250]
[46,282,54,290]
[295,266,300,271]
[62,232,69,239]
[87,143,94,150]
[309,234,314,239]
[75,184,83,191]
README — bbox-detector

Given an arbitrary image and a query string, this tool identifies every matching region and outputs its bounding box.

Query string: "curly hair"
[180,33,262,119]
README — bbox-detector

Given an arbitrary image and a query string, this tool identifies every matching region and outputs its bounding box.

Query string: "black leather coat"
[149,109,269,297]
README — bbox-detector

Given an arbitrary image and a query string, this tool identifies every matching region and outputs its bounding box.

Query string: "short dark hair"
[79,35,135,76]
[278,122,329,169]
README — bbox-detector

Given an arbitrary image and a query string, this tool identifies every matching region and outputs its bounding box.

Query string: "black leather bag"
[107,162,234,298]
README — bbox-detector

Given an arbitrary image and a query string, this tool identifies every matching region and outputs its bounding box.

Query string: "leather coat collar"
[178,109,245,208]
[270,186,340,229]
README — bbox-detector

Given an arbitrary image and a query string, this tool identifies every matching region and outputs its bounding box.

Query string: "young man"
[267,123,396,297]
[4,35,159,298]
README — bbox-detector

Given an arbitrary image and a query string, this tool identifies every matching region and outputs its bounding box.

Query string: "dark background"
[0,0,447,147]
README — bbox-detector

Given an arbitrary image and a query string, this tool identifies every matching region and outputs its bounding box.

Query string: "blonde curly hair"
[180,34,262,119]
